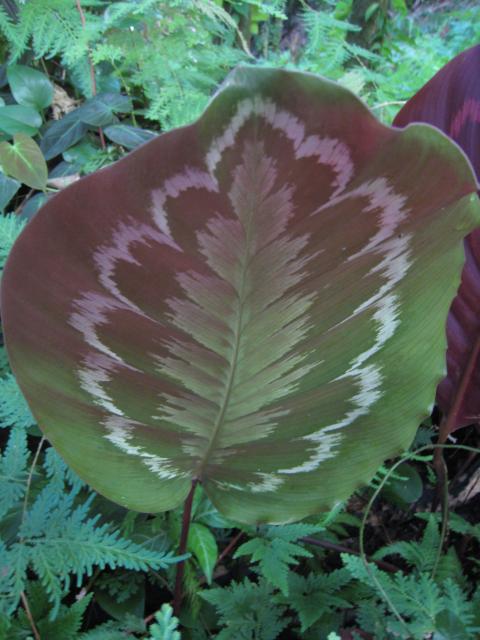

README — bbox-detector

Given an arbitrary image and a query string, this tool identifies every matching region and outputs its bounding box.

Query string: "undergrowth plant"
[0,0,248,130]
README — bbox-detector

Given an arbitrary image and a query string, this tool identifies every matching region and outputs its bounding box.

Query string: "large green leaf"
[0,133,48,190]
[1,67,480,524]
[7,64,54,111]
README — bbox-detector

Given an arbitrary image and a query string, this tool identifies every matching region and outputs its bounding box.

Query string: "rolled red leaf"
[394,45,480,431]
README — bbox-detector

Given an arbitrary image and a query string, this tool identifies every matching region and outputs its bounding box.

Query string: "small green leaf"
[40,112,88,160]
[79,93,132,127]
[365,2,380,21]
[0,105,42,136]
[0,171,20,211]
[187,522,218,585]
[0,134,47,190]
[104,124,156,149]
[7,64,54,111]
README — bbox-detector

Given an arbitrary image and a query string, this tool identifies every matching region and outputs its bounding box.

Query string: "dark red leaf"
[394,45,480,431]
[394,45,480,181]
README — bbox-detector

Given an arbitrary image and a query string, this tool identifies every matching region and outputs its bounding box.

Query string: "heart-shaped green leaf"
[40,111,89,160]
[2,67,480,524]
[7,64,54,111]
[0,134,48,190]
[0,105,42,137]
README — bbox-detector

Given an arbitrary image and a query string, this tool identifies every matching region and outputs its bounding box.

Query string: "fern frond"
[0,541,28,614]
[234,523,322,595]
[79,620,135,639]
[15,480,178,616]
[0,347,9,377]
[9,581,93,639]
[0,214,26,271]
[0,427,28,518]
[263,523,324,542]
[101,0,160,24]
[235,536,311,595]
[201,578,288,640]
[91,43,124,65]
[441,579,476,630]
[43,446,85,495]
[373,515,439,574]
[0,5,16,47]
[342,554,451,637]
[147,604,181,640]
[283,570,352,632]
[299,7,378,80]
[0,374,36,430]
[191,0,252,56]
[435,546,464,586]
[355,599,389,636]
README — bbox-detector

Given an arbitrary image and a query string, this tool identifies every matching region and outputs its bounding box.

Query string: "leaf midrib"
[195,203,255,480]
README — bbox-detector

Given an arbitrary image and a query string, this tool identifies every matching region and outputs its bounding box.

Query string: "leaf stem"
[21,436,45,530]
[431,465,449,580]
[20,591,41,640]
[216,530,244,568]
[173,479,198,617]
[371,100,406,110]
[75,0,106,150]
[300,536,398,573]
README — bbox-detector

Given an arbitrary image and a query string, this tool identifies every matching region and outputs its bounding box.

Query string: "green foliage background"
[0,1,480,638]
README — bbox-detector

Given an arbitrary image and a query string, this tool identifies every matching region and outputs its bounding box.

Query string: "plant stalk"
[173,479,198,617]
[216,530,244,568]
[20,591,41,640]
[21,436,45,530]
[75,0,106,150]
[301,536,398,573]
